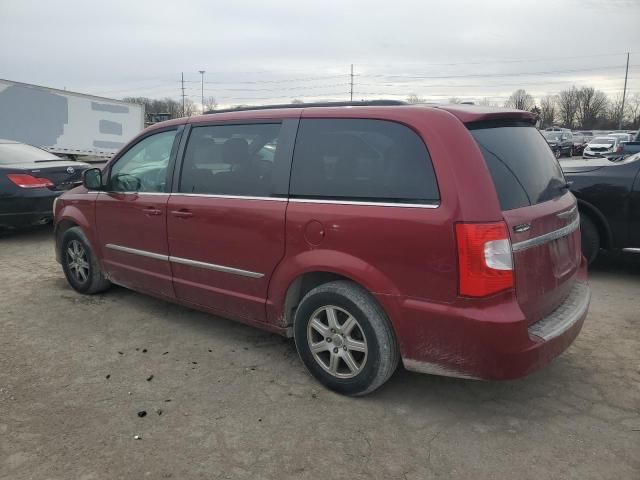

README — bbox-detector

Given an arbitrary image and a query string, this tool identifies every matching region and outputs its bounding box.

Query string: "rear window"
[0,143,60,164]
[290,119,439,204]
[469,123,566,211]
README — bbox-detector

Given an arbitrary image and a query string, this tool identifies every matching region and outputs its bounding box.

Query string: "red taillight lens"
[455,222,514,297]
[616,145,623,153]
[7,174,54,189]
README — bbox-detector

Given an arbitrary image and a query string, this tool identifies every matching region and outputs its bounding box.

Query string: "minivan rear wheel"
[61,227,111,294]
[293,280,399,396]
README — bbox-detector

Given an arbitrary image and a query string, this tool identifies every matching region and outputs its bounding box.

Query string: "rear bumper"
[381,266,590,380]
[0,192,61,228]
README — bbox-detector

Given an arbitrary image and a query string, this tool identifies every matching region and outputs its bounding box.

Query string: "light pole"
[199,70,206,113]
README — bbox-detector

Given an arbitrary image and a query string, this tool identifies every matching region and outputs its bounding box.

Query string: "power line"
[356,51,635,68]
[359,65,639,81]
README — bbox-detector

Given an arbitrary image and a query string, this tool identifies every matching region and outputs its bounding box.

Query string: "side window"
[179,123,282,196]
[109,130,177,192]
[290,119,439,204]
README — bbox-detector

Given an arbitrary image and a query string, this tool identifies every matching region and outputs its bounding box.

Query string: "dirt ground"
[1,226,638,480]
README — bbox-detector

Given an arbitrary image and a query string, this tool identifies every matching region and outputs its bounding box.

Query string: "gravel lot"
[1,226,639,480]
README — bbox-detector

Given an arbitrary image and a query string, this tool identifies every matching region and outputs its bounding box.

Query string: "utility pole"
[181,72,186,117]
[350,64,354,102]
[619,52,630,129]
[199,70,206,113]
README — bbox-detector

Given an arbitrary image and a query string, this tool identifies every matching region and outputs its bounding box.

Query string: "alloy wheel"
[306,305,368,379]
[66,239,89,284]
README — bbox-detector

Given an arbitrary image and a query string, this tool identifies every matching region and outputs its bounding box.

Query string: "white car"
[583,136,622,158]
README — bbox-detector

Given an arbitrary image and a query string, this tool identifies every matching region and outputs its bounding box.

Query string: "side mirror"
[83,168,102,190]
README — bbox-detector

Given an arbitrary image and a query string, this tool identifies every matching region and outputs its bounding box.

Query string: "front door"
[167,121,295,322]
[96,128,181,298]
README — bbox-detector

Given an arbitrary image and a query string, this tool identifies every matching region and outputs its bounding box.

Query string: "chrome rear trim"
[622,248,640,253]
[169,256,264,278]
[528,282,590,341]
[511,215,580,252]
[105,243,168,261]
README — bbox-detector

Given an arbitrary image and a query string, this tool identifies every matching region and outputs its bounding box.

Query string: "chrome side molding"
[169,256,264,278]
[105,244,263,278]
[105,243,169,261]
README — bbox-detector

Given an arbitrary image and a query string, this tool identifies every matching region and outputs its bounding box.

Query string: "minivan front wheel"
[61,227,111,294]
[294,281,399,396]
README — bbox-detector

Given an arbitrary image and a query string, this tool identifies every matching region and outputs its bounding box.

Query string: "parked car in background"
[608,132,633,143]
[543,130,574,158]
[571,132,588,156]
[54,102,589,395]
[561,154,640,263]
[583,136,622,158]
[578,131,594,138]
[620,130,640,156]
[0,139,90,231]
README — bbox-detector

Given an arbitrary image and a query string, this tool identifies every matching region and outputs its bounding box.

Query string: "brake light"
[7,174,54,189]
[455,222,514,297]
[616,145,623,154]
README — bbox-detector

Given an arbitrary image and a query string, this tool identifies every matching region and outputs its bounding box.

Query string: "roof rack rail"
[204,99,406,114]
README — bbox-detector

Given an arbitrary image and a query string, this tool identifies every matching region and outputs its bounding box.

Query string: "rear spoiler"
[436,105,537,125]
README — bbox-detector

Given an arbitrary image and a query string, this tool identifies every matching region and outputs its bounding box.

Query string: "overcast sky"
[1,0,639,107]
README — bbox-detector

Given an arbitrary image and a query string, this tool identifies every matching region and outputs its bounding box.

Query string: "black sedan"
[0,139,91,231]
[543,131,574,158]
[561,154,640,263]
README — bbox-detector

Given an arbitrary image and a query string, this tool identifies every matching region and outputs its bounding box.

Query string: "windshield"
[0,142,60,164]
[590,137,615,144]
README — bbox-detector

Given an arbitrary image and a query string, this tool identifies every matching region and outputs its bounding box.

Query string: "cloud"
[0,0,638,106]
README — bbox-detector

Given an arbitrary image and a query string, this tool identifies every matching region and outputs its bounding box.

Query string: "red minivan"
[54,102,590,395]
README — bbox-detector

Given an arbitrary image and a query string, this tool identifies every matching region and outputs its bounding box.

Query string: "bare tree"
[406,94,426,104]
[478,97,497,107]
[557,87,579,128]
[183,98,197,117]
[540,95,557,128]
[576,87,608,128]
[629,92,640,128]
[122,96,183,119]
[607,93,625,126]
[203,96,218,113]
[504,89,534,111]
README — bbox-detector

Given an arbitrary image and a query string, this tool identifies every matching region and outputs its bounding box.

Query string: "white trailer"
[0,79,144,158]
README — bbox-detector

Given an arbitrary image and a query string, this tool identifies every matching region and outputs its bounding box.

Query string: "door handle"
[171,209,193,219]
[142,207,162,216]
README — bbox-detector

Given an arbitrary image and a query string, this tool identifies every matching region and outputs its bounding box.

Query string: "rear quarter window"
[469,123,567,211]
[290,118,439,204]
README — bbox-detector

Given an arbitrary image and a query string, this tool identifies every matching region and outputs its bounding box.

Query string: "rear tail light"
[616,145,623,154]
[7,174,54,189]
[455,222,514,297]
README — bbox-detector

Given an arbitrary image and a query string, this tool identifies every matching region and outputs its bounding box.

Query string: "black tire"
[293,280,399,396]
[554,148,561,159]
[580,214,600,265]
[61,227,111,294]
